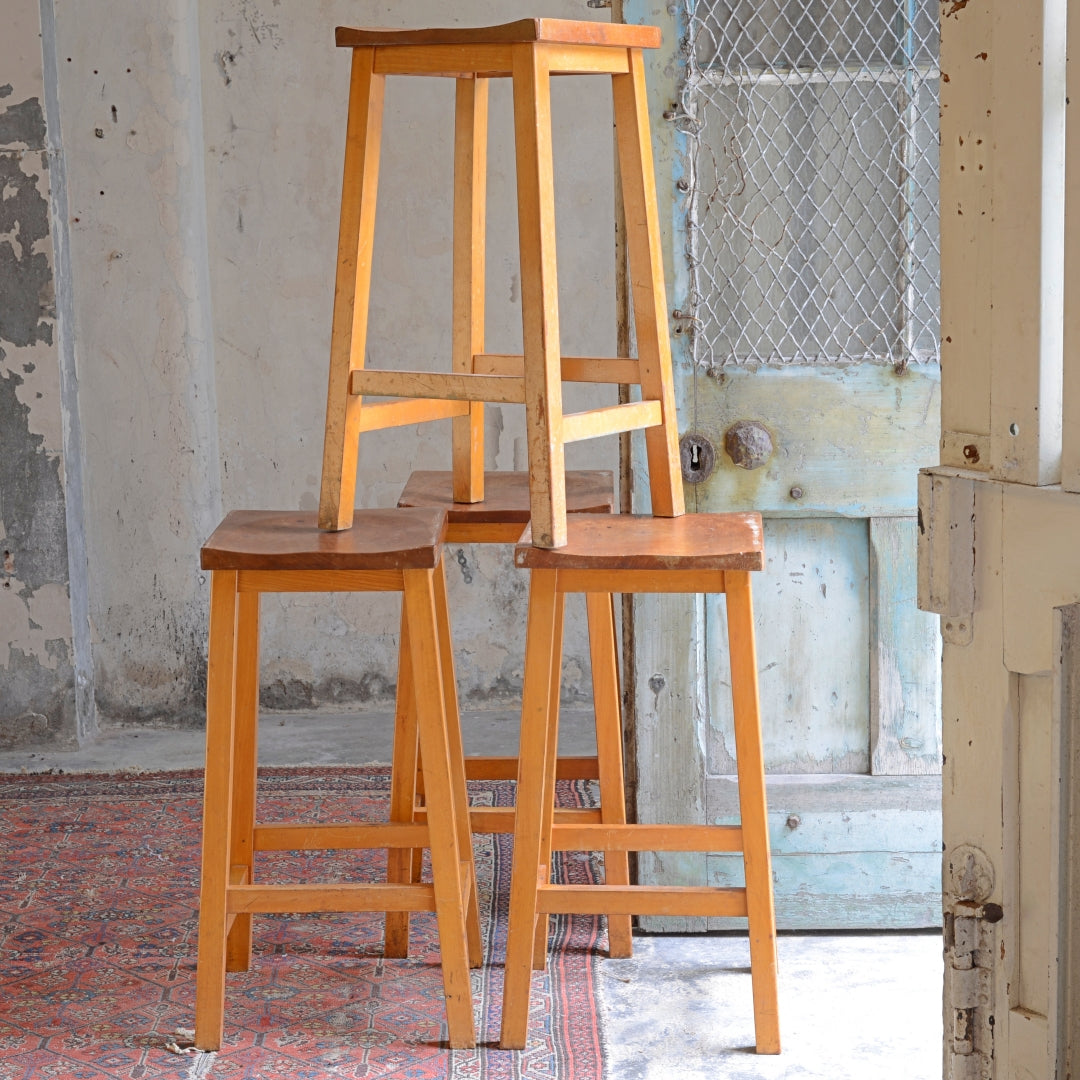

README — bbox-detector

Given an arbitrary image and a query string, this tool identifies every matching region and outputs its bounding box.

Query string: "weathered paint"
[53,0,221,726]
[680,364,940,518]
[706,773,941,930]
[626,0,942,930]
[1056,604,1080,1078]
[1002,483,1080,674]
[706,517,871,775]
[0,4,78,747]
[925,468,1080,1079]
[634,590,709,934]
[927,11,1080,1054]
[869,516,942,775]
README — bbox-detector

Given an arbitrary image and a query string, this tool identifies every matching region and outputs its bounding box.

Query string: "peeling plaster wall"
[0,1,80,747]
[4,0,618,734]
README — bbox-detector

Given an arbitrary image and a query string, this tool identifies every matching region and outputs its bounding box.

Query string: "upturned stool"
[318,19,685,549]
[499,514,780,1054]
[384,469,633,960]
[194,508,482,1050]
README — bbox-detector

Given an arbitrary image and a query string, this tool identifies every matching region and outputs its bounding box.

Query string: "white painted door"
[919,2,1078,1077]
[623,0,943,928]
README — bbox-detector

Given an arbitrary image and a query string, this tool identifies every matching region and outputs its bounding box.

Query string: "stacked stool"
[194,16,779,1057]
[317,19,685,548]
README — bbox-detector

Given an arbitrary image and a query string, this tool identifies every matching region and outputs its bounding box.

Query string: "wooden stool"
[194,508,482,1050]
[384,469,632,959]
[318,19,685,549]
[499,514,780,1054]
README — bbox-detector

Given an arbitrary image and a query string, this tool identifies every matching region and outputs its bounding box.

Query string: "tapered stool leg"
[404,568,478,1048]
[432,562,483,965]
[725,571,780,1054]
[451,75,488,504]
[195,571,240,1052]
[511,43,567,550]
[386,605,420,958]
[532,589,565,969]
[611,51,684,519]
[501,568,560,1048]
[587,591,633,958]
[225,591,259,972]
[319,45,386,531]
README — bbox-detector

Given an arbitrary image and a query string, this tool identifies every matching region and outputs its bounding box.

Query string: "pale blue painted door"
[623,0,942,928]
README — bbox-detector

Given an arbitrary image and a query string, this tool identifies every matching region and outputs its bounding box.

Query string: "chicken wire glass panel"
[682,0,940,366]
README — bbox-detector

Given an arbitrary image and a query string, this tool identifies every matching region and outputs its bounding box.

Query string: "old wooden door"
[623,0,943,928]
[919,2,1080,1077]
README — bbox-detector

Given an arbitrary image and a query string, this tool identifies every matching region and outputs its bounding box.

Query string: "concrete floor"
[1,710,943,1078]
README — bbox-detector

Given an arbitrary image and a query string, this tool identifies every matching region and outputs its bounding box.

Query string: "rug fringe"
[183,1050,217,1078]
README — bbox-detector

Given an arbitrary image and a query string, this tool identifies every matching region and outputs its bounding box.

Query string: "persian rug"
[0,768,606,1079]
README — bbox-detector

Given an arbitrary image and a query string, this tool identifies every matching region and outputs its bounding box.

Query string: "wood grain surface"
[335,20,661,50]
[515,513,764,571]
[398,470,614,523]
[201,509,446,571]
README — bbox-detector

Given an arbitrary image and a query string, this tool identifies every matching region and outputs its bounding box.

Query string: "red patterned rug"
[0,768,605,1079]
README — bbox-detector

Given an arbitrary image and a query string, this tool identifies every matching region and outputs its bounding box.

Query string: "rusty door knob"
[724,421,773,469]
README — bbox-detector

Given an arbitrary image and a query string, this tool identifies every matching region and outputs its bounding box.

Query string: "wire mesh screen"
[677,0,940,366]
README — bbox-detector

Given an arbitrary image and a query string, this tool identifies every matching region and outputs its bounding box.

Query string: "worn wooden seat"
[319,18,684,549]
[500,513,780,1054]
[194,508,482,1050]
[383,469,632,959]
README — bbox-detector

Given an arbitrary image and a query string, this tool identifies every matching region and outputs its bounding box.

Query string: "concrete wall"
[0,0,92,747]
[1,0,621,741]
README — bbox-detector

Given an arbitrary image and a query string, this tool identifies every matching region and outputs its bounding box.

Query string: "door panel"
[704,774,942,930]
[682,365,939,517]
[626,0,943,930]
[707,517,871,775]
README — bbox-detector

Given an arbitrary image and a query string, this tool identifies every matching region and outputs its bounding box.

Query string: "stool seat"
[515,512,764,570]
[335,19,661,51]
[398,470,614,528]
[201,509,446,571]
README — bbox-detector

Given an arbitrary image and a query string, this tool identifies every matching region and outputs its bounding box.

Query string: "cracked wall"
[3,0,618,738]
[0,7,76,747]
